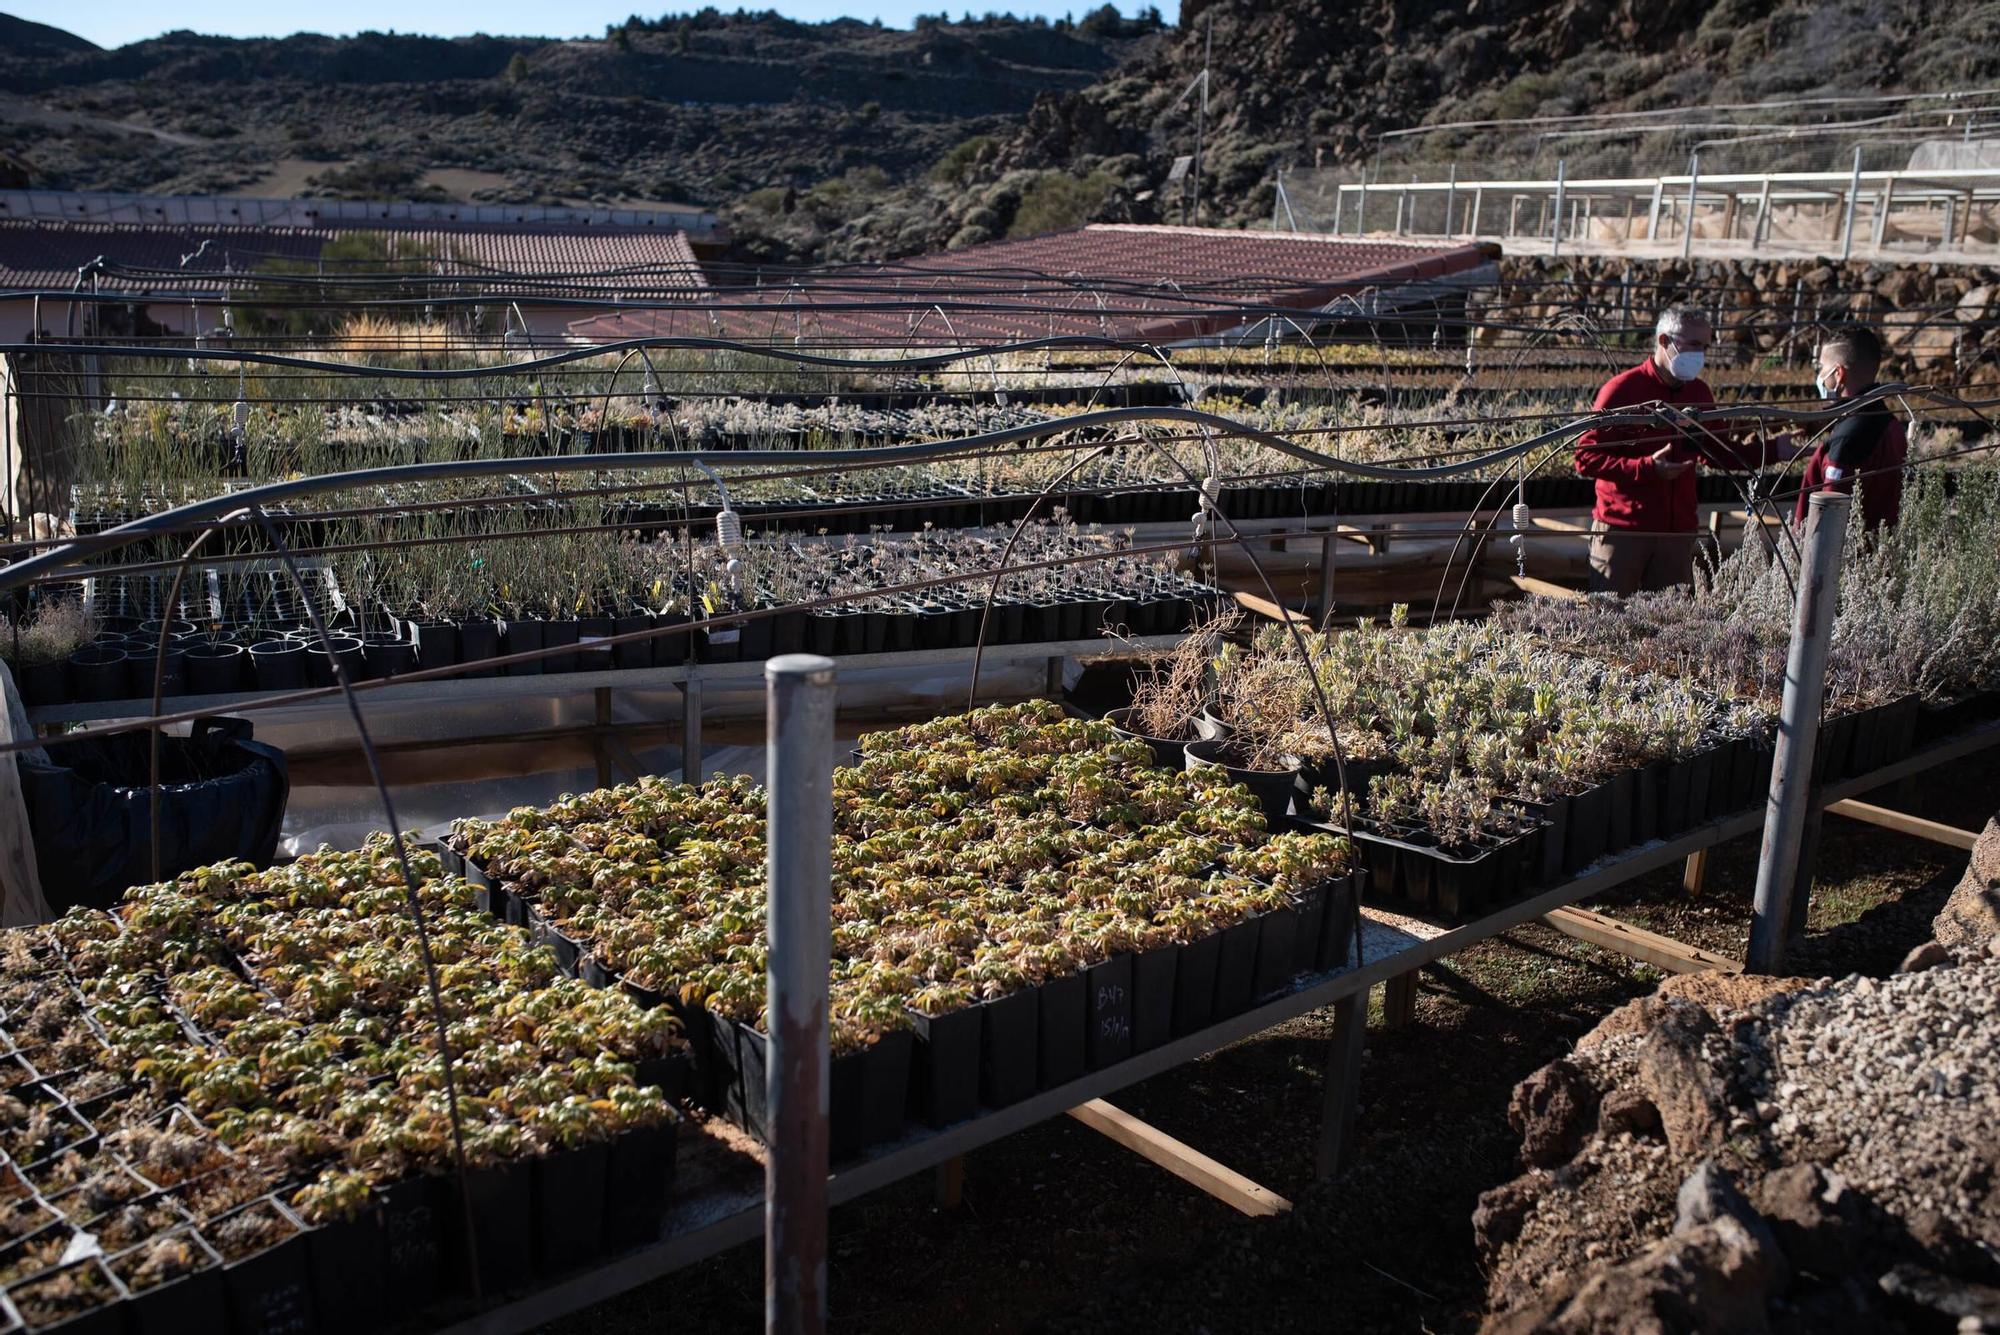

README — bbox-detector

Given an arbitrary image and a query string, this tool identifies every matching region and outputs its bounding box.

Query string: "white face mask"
[1666,348,1705,382]
[1815,367,1840,399]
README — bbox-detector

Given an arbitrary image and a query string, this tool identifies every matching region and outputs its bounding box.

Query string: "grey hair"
[1655,305,1712,339]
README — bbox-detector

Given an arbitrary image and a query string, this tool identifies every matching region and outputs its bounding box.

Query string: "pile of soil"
[1476,824,2000,1333]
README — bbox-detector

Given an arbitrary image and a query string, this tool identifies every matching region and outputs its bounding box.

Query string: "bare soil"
[548,750,1995,1335]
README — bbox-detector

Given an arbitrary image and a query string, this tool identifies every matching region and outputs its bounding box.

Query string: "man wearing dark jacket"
[1793,325,1907,532]
[1574,306,1790,594]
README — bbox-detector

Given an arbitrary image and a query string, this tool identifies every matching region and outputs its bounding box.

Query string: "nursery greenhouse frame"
[0,236,1996,1335]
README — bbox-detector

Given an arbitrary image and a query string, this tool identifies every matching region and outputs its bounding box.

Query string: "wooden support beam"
[1335,523,1386,555]
[1068,1099,1292,1218]
[1543,905,1742,975]
[1231,590,1310,624]
[1382,970,1418,1030]
[600,734,646,784]
[1509,574,1584,601]
[1316,993,1367,1180]
[1683,848,1710,894]
[1826,799,1979,851]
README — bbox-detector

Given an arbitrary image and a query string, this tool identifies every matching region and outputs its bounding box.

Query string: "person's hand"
[1649,444,1693,479]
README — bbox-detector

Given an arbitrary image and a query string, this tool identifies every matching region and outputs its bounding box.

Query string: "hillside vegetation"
[4,0,1999,263]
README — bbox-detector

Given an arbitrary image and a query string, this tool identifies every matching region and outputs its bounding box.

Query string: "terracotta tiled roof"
[0,219,707,298]
[569,225,1493,345]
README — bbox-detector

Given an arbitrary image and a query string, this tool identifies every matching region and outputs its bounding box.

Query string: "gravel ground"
[544,750,1998,1335]
[1756,953,2000,1254]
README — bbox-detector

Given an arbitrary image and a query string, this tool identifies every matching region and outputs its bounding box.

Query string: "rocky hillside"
[0,9,1161,215]
[5,0,2000,263]
[1474,827,2000,1332]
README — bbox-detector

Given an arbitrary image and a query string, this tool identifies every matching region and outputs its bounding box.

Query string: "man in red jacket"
[1792,325,1906,532]
[1574,306,1789,594]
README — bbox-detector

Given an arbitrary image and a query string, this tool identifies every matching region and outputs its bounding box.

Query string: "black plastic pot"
[1564,783,1612,873]
[304,1205,386,1331]
[372,1175,442,1311]
[9,1257,124,1335]
[532,907,584,976]
[1184,738,1298,825]
[124,646,187,700]
[68,645,130,703]
[829,1046,865,1160]
[305,633,364,686]
[1685,747,1716,824]
[445,1162,534,1297]
[1084,954,1134,1071]
[1322,872,1362,970]
[1634,760,1665,845]
[769,608,806,656]
[701,622,743,664]
[1289,881,1328,975]
[358,633,416,681]
[409,620,461,673]
[1661,756,1695,836]
[1353,827,1402,903]
[1172,931,1221,1036]
[602,1120,677,1252]
[118,1233,227,1335]
[533,1140,609,1274]
[1605,768,1636,854]
[978,989,1038,1108]
[1430,841,1500,920]
[576,614,616,673]
[1516,794,1569,886]
[1104,706,1194,769]
[1036,972,1085,1090]
[861,1029,914,1148]
[1130,944,1176,1054]
[1252,905,1299,1000]
[612,613,652,670]
[218,1216,315,1335]
[1879,694,1920,768]
[1295,752,1391,809]
[459,618,502,678]
[15,659,66,707]
[909,1005,980,1128]
[1705,739,1738,820]
[182,642,244,696]
[543,618,582,675]
[1213,917,1261,1019]
[501,617,545,676]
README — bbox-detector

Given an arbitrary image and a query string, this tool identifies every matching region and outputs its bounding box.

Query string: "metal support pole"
[1681,152,1700,259]
[1330,183,1344,236]
[682,672,704,783]
[1443,163,1457,240]
[1551,159,1567,257]
[1468,186,1483,237]
[765,653,836,1335]
[1316,529,1338,628]
[1871,175,1896,248]
[1839,147,1863,261]
[1753,174,1772,249]
[1355,177,1368,235]
[1747,493,1851,974]
[1646,178,1665,241]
